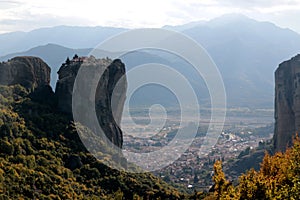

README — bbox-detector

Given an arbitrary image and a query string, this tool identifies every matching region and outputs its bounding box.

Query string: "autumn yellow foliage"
[210,137,300,200]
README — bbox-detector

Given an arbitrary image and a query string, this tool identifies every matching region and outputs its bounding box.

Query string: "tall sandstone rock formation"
[0,55,126,148]
[274,54,300,152]
[55,56,127,148]
[0,56,50,90]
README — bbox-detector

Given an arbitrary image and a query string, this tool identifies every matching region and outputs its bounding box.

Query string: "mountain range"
[1,14,300,108]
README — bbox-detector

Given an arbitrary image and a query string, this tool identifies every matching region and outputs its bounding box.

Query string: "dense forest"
[0,84,300,199]
[0,85,186,199]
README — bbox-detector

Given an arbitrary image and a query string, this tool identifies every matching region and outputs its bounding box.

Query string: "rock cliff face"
[55,58,82,114]
[95,58,127,148]
[274,54,300,152]
[0,56,50,90]
[0,55,126,148]
[55,56,126,148]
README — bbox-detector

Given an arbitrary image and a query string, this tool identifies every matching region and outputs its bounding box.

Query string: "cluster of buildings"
[123,121,273,190]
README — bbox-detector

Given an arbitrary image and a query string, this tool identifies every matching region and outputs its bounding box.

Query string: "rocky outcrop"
[274,54,300,152]
[55,56,127,148]
[0,56,51,90]
[55,57,83,114]
[0,55,126,148]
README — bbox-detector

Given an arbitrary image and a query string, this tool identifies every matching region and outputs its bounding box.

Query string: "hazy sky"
[1,0,300,34]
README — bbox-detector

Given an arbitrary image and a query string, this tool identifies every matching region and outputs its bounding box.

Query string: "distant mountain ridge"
[181,14,300,108]
[0,25,128,56]
[1,14,300,108]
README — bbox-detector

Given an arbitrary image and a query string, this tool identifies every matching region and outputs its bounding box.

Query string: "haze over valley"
[1,1,300,198]
[1,14,300,109]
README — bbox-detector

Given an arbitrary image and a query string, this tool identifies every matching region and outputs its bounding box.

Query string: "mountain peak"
[216,13,250,20]
[208,13,255,26]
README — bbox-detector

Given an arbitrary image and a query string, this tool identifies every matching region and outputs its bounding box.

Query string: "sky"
[0,0,300,34]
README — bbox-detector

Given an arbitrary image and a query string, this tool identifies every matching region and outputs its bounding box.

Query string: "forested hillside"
[0,85,185,199]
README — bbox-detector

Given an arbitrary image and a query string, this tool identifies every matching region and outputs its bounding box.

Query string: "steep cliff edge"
[55,56,126,148]
[0,55,126,148]
[0,56,50,90]
[274,54,300,152]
